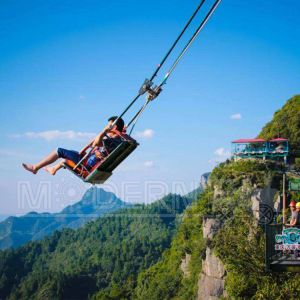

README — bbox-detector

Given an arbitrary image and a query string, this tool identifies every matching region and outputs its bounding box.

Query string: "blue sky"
[0,0,299,215]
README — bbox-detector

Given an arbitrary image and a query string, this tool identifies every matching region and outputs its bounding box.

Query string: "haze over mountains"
[0,193,195,299]
[0,188,131,250]
[0,179,206,251]
[2,94,300,299]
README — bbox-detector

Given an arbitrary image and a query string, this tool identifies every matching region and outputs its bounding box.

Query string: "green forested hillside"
[134,160,300,299]
[0,188,130,250]
[259,95,300,155]
[134,192,208,300]
[2,96,300,300]
[133,95,300,299]
[0,194,192,299]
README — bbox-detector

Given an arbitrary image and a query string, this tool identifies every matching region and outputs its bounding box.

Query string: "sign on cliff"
[275,227,300,250]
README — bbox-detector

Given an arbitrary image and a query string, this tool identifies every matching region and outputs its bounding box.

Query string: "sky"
[0,0,299,216]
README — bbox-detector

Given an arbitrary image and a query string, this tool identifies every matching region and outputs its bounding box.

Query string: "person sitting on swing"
[22,116,124,176]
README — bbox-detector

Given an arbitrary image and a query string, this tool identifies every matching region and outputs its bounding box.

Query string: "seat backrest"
[103,136,123,154]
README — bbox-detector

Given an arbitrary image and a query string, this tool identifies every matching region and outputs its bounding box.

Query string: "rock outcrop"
[251,181,277,223]
[197,176,281,299]
[197,248,226,300]
[197,217,226,300]
[203,217,222,240]
[200,172,211,189]
[180,254,191,278]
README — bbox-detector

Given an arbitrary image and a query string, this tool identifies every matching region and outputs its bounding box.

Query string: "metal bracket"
[147,85,162,101]
[139,78,162,100]
[139,79,153,95]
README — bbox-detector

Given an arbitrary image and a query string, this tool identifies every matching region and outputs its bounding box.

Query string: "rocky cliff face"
[196,169,280,300]
[251,182,278,223]
[133,160,285,299]
[200,172,211,189]
[197,218,226,300]
[197,248,226,300]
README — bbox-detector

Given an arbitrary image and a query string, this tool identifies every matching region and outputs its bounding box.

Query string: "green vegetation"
[134,192,209,300]
[2,159,296,299]
[133,159,300,299]
[2,95,300,299]
[213,208,300,299]
[0,188,131,250]
[259,95,300,156]
[0,194,192,300]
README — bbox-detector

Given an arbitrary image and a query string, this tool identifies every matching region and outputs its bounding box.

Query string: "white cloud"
[230,113,242,120]
[209,147,231,164]
[136,129,155,139]
[214,147,231,157]
[144,160,154,168]
[10,130,96,142]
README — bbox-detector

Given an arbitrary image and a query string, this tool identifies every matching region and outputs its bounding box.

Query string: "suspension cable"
[149,0,207,82]
[112,0,221,133]
[113,0,209,131]
[111,93,141,129]
[159,0,222,86]
[128,99,151,136]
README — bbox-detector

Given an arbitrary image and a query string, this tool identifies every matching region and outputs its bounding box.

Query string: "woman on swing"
[22,116,124,176]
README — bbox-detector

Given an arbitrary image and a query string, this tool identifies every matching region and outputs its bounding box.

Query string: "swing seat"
[63,133,138,184]
[84,139,138,184]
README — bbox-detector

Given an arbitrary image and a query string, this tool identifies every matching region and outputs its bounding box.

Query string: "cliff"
[134,159,287,299]
[134,95,300,299]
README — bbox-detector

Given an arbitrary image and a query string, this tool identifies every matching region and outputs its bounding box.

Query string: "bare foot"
[44,166,56,176]
[22,163,38,174]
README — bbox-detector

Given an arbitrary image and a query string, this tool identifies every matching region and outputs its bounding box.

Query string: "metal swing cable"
[159,0,222,87]
[126,0,222,135]
[113,0,208,130]
[113,93,141,128]
[149,0,207,82]
[127,102,148,129]
[128,99,151,136]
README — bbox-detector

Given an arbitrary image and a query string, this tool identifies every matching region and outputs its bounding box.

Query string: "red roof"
[232,138,266,144]
[269,138,288,142]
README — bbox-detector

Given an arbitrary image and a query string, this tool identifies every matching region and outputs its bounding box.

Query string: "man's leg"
[22,150,59,174]
[23,148,81,175]
[45,160,66,176]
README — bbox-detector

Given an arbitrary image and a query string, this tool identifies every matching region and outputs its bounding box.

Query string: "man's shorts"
[57,148,82,164]
[57,148,99,169]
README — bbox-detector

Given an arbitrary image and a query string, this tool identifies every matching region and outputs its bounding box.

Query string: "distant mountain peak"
[0,187,130,250]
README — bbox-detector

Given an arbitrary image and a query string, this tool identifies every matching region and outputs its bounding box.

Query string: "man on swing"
[22,116,125,176]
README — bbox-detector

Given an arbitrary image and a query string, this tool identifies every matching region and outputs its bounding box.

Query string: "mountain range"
[0,187,130,250]
[0,193,194,299]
